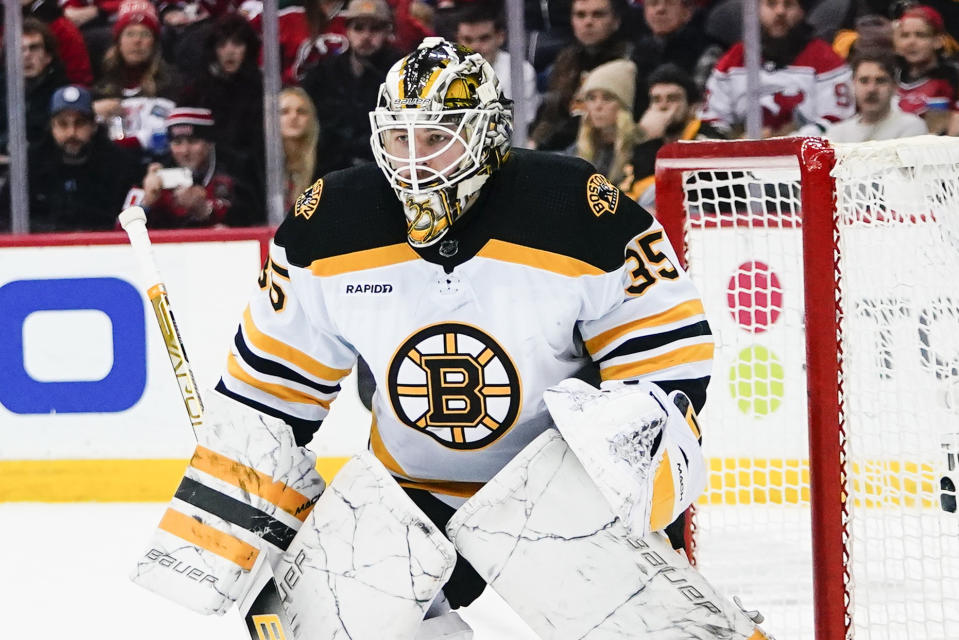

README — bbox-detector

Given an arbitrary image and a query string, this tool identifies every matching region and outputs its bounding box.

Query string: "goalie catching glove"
[130,391,325,615]
[543,377,706,539]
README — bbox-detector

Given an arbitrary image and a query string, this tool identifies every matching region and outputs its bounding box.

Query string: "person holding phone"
[135,107,263,228]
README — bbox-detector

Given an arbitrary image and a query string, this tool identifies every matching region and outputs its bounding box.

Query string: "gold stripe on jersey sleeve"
[601,343,714,380]
[476,240,604,277]
[242,306,351,382]
[227,353,332,409]
[584,299,706,355]
[648,449,676,531]
[159,508,259,570]
[190,445,317,522]
[309,243,419,277]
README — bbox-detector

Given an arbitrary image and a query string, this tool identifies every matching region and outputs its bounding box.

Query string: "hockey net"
[654,137,959,640]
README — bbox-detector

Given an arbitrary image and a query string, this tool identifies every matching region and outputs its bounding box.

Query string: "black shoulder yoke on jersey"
[274,163,408,268]
[273,150,657,273]
[415,149,658,273]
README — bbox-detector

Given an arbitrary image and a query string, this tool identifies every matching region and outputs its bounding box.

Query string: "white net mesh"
[833,138,959,639]
[664,137,959,639]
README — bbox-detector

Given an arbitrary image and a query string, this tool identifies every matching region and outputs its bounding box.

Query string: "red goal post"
[654,137,959,640]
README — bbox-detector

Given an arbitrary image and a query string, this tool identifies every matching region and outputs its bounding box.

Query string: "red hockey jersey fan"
[700,38,854,136]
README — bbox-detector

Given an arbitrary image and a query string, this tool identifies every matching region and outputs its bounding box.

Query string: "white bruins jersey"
[217,150,713,504]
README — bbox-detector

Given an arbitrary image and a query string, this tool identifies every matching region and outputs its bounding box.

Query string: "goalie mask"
[370,37,513,247]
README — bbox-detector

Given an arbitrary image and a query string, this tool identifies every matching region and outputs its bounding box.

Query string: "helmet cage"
[369,106,496,194]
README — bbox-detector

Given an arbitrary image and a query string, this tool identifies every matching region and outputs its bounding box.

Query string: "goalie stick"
[119,207,297,640]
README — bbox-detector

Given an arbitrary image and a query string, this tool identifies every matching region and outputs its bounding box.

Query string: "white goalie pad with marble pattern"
[276,451,457,640]
[446,429,761,639]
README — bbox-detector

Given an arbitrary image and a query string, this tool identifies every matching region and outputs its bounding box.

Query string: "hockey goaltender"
[128,38,771,640]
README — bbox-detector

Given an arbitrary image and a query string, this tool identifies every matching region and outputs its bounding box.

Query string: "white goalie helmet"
[370,37,513,247]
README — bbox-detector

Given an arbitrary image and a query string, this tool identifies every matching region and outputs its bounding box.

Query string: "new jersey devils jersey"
[700,38,854,135]
[216,150,713,504]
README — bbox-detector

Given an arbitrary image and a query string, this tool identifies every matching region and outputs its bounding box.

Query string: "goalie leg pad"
[544,377,707,538]
[275,451,457,640]
[446,429,762,640]
[131,391,326,615]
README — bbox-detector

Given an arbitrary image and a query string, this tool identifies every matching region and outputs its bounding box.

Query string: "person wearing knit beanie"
[165,107,217,143]
[113,0,161,41]
[578,58,637,113]
[571,58,641,185]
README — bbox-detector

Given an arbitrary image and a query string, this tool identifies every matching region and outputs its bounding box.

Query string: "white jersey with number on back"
[216,149,713,506]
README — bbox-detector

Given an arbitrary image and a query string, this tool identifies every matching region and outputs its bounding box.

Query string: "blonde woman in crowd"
[280,87,321,209]
[569,58,641,185]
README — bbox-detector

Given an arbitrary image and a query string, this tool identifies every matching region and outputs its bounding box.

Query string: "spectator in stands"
[92,0,182,115]
[568,58,639,185]
[630,0,719,115]
[0,18,69,152]
[279,87,320,208]
[0,85,142,232]
[137,107,263,227]
[179,13,264,159]
[243,0,348,85]
[301,0,402,174]
[832,13,894,60]
[454,5,540,113]
[22,0,94,85]
[61,0,121,78]
[826,49,927,142]
[699,0,854,138]
[529,0,632,150]
[893,4,959,134]
[625,64,725,209]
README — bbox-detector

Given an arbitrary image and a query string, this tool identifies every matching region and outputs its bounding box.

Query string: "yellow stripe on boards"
[0,457,943,507]
[0,457,350,502]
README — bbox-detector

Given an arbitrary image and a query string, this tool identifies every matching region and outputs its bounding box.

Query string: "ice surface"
[0,503,539,639]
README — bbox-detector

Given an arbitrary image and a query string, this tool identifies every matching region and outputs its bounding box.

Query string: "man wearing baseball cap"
[0,85,141,232]
[301,0,403,174]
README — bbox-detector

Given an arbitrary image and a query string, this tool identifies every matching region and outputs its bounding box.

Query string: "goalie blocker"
[131,391,326,615]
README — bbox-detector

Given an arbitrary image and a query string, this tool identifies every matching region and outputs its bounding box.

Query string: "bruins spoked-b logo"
[388,323,521,450]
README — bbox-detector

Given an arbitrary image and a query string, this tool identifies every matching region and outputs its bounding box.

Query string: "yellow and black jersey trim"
[584,299,708,356]
[215,380,323,446]
[594,320,712,366]
[599,343,715,380]
[241,306,351,384]
[475,240,604,277]
[226,353,334,409]
[274,163,408,269]
[233,328,341,397]
[309,243,420,277]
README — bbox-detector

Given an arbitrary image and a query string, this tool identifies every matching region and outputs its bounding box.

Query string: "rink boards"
[0,230,368,501]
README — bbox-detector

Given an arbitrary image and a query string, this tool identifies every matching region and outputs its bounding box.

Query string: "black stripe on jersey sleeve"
[234,329,341,395]
[174,476,297,550]
[214,381,322,447]
[596,321,713,364]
